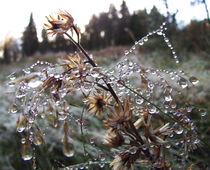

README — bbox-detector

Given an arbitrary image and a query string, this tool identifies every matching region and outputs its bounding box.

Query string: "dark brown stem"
[64,32,96,67]
[64,32,120,104]
[128,121,153,161]
[128,120,144,144]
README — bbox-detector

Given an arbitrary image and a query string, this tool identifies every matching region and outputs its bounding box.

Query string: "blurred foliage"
[178,20,210,55]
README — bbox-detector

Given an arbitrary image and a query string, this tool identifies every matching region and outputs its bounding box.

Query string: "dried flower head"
[104,129,124,147]
[62,54,86,69]
[104,98,133,131]
[44,10,74,35]
[87,91,111,116]
[111,151,138,170]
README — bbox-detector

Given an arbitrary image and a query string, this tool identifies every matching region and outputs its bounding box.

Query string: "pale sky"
[0,0,209,42]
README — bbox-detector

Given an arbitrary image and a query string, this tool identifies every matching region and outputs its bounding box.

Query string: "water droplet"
[63,137,74,157]
[8,73,16,81]
[193,139,200,144]
[28,115,35,124]
[136,98,144,105]
[23,68,31,74]
[22,141,33,161]
[199,108,207,117]
[124,50,129,55]
[157,30,163,35]
[90,138,95,144]
[175,127,183,135]
[147,104,157,114]
[165,144,171,148]
[138,40,144,45]
[33,136,44,146]
[90,68,100,78]
[164,93,172,102]
[129,147,137,154]
[143,36,148,42]
[99,164,105,168]
[189,76,199,85]
[21,138,26,144]
[100,155,106,162]
[132,46,136,50]
[8,103,18,114]
[28,80,42,88]
[58,113,67,121]
[16,91,26,99]
[147,81,154,89]
[169,100,177,109]
[17,116,27,132]
[175,60,179,64]
[32,157,37,169]
[178,77,188,88]
[164,37,169,43]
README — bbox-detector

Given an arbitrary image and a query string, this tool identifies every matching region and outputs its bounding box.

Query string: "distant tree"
[83,15,102,50]
[116,0,132,45]
[39,29,50,53]
[3,38,21,64]
[97,12,110,48]
[82,4,120,49]
[52,34,66,52]
[149,6,178,39]
[129,9,150,40]
[3,42,10,64]
[149,6,166,31]
[107,4,119,46]
[22,13,39,57]
[180,20,210,53]
[51,34,76,52]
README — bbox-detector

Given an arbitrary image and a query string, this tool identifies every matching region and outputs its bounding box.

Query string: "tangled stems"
[121,82,210,148]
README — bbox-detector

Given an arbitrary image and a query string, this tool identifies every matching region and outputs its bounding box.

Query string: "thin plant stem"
[62,161,111,169]
[202,0,210,23]
[80,107,88,159]
[64,32,121,105]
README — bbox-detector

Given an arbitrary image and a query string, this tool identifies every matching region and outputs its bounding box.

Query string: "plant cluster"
[8,10,207,169]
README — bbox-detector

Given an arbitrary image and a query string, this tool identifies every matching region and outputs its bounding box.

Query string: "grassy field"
[0,49,210,169]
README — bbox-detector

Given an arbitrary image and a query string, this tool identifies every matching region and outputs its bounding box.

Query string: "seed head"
[44,10,74,35]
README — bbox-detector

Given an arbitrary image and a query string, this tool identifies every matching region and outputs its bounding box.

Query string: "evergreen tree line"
[1,1,209,64]
[81,1,210,53]
[81,2,168,49]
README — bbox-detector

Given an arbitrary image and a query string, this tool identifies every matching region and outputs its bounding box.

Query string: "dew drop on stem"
[178,77,188,88]
[189,76,199,85]
[21,140,33,161]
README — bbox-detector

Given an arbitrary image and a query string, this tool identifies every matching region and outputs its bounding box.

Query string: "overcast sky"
[0,0,209,42]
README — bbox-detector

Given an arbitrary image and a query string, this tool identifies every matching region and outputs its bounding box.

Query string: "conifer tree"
[22,13,39,57]
[40,29,50,53]
[108,4,119,46]
[116,0,132,45]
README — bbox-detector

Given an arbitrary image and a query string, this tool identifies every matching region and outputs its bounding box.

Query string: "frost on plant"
[8,10,205,169]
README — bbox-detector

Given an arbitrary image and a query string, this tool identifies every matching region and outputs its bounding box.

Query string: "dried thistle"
[103,98,133,131]
[86,91,111,116]
[104,129,124,147]
[44,10,74,35]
